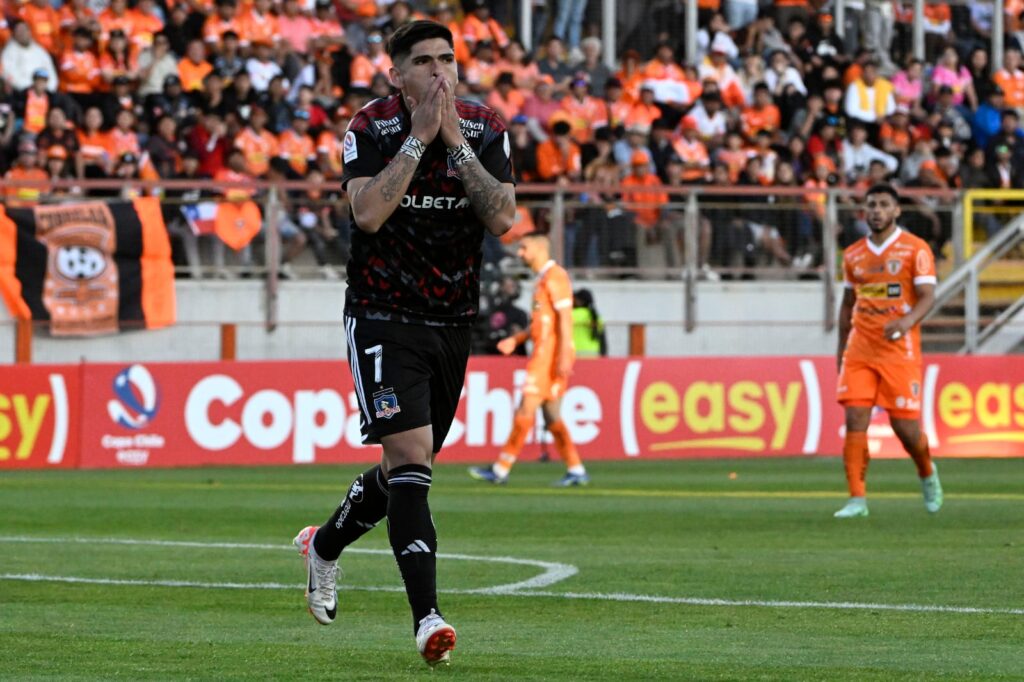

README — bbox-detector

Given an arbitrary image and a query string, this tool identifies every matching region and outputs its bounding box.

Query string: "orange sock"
[843,431,869,497]
[906,434,933,478]
[496,413,534,474]
[547,420,582,470]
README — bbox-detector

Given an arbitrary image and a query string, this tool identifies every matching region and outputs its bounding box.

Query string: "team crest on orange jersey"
[886,259,902,274]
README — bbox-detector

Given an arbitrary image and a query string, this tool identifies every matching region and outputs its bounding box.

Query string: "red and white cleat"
[415,609,456,666]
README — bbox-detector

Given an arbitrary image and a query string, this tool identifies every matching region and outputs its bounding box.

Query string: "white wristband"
[447,142,475,167]
[399,135,426,161]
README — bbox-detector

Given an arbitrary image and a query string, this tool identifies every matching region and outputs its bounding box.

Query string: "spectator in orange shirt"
[560,75,607,144]
[179,39,214,92]
[4,140,51,207]
[59,26,101,105]
[234,105,279,177]
[621,150,667,230]
[99,29,139,91]
[98,0,136,46]
[741,83,782,140]
[994,46,1024,113]
[241,0,281,49]
[18,69,53,136]
[486,71,526,124]
[615,48,644,103]
[203,0,245,53]
[431,2,470,65]
[349,30,392,89]
[58,0,98,49]
[535,120,582,182]
[625,86,663,131]
[78,106,115,176]
[520,75,562,138]
[18,0,61,55]
[464,40,501,94]
[601,77,632,130]
[278,109,315,175]
[462,0,509,51]
[129,0,164,50]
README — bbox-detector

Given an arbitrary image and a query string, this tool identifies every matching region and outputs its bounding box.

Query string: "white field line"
[1,536,1022,616]
[2,573,1022,616]
[0,535,577,592]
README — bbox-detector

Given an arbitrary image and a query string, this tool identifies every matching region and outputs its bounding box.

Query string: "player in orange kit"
[834,184,943,518]
[469,232,589,487]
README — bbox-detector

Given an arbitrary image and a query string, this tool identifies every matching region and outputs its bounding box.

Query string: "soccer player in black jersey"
[291,20,515,666]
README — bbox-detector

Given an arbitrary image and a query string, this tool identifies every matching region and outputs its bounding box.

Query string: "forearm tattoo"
[360,152,418,204]
[460,157,513,227]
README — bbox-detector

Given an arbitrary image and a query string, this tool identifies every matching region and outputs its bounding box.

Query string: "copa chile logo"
[107,364,160,430]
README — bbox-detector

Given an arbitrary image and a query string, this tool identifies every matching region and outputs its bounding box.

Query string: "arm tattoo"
[460,157,514,230]
[358,153,417,202]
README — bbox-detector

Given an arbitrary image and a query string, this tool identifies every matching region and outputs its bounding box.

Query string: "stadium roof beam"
[912,0,925,61]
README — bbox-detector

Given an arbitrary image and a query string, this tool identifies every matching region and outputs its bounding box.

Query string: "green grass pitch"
[1,458,1022,680]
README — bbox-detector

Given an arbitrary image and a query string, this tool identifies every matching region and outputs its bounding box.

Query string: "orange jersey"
[23,90,50,135]
[349,53,391,89]
[461,14,509,49]
[843,228,936,365]
[316,129,343,178]
[241,9,280,46]
[129,9,163,49]
[621,173,667,228]
[3,167,49,207]
[278,129,314,175]
[59,50,101,94]
[178,58,213,91]
[236,126,279,177]
[19,3,61,53]
[98,9,136,43]
[994,68,1024,109]
[741,104,781,138]
[110,127,141,158]
[535,138,581,181]
[203,15,245,48]
[559,95,607,144]
[78,129,115,165]
[528,260,574,356]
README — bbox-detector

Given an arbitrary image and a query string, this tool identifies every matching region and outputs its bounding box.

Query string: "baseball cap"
[113,75,131,86]
[119,152,139,165]
[536,74,555,86]
[164,74,182,86]
[996,143,1011,154]
[47,145,68,160]
[679,116,698,131]
[367,33,383,44]
[630,150,649,166]
[626,122,650,135]
[510,114,528,125]
[32,69,49,80]
[18,139,37,155]
[292,109,311,121]
[334,105,352,119]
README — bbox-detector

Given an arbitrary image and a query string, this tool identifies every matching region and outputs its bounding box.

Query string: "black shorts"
[344,315,471,453]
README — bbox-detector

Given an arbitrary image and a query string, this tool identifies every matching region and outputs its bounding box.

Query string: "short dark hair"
[865,183,899,202]
[387,20,453,61]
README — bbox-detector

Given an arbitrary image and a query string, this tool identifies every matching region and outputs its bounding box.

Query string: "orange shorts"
[523,354,569,401]
[837,355,922,419]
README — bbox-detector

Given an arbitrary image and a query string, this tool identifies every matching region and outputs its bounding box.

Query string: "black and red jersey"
[340,95,515,326]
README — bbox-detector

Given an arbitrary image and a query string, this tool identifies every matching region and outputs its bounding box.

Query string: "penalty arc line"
[1,573,1021,616]
[0,535,577,593]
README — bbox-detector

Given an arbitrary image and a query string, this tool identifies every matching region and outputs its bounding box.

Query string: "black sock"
[386,463,438,631]
[313,465,389,562]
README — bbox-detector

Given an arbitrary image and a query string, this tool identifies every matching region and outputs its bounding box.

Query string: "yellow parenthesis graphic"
[650,437,766,452]
[947,432,1024,444]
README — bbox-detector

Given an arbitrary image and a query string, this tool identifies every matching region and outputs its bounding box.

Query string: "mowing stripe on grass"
[0,535,577,592]
[3,573,1021,617]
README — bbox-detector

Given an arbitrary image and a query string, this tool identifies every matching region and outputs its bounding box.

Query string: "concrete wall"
[0,279,839,363]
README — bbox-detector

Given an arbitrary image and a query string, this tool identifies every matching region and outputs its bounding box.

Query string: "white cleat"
[834,497,869,518]
[415,609,457,666]
[921,463,943,513]
[293,525,338,625]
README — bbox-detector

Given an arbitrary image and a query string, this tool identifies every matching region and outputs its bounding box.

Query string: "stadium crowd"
[1,0,1024,275]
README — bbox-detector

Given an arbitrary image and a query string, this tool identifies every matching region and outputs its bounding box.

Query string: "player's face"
[517,237,543,269]
[865,193,900,233]
[392,38,458,105]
